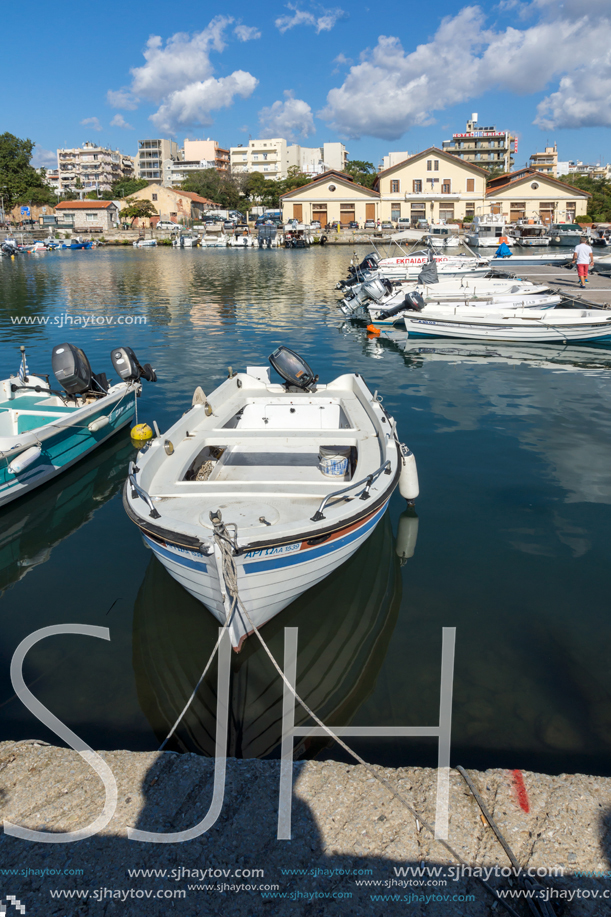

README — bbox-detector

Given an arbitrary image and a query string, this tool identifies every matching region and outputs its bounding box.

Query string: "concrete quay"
[0,742,610,915]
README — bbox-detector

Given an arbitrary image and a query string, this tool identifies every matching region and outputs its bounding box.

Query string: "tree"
[557,173,609,221]
[343,160,378,189]
[120,199,158,221]
[180,169,237,208]
[112,177,149,199]
[0,132,56,209]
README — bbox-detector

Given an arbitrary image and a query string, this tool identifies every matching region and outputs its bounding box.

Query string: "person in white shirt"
[572,236,594,288]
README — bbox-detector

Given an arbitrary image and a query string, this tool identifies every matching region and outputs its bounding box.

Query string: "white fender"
[88,415,110,433]
[396,511,419,562]
[8,445,42,475]
[399,445,419,501]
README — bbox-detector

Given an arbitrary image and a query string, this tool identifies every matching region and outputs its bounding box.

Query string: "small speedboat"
[124,347,418,649]
[0,344,156,508]
[399,307,611,342]
[133,238,158,248]
[69,238,92,250]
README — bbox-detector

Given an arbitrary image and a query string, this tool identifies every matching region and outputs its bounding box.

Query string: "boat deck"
[0,393,78,435]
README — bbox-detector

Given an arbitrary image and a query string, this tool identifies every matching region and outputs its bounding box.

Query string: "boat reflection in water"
[366,330,611,372]
[133,511,416,759]
[0,433,135,595]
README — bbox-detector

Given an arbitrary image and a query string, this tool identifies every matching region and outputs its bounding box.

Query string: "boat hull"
[0,389,136,508]
[402,315,611,342]
[139,500,390,650]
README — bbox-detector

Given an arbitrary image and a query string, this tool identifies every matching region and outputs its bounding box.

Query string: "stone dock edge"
[0,742,610,914]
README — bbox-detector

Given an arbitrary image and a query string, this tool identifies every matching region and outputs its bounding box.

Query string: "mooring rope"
[154,512,523,917]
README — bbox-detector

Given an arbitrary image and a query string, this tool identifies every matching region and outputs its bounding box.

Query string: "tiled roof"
[55,200,115,209]
[375,147,489,181]
[485,169,591,196]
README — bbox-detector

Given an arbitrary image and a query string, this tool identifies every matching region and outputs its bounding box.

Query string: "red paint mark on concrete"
[512,769,530,813]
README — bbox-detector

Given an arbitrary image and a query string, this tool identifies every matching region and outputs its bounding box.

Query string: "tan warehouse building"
[280,171,379,225]
[486,169,590,223]
[374,148,488,224]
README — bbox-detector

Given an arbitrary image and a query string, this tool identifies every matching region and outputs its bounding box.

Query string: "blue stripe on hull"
[143,535,208,573]
[243,502,388,574]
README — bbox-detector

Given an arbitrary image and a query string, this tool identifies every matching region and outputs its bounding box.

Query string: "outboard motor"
[405,291,426,312]
[362,278,389,304]
[269,346,318,392]
[111,347,157,383]
[52,343,93,395]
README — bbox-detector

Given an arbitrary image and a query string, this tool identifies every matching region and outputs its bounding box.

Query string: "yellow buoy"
[131,423,153,442]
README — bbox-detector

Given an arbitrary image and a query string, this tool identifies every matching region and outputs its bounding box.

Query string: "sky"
[4,0,611,171]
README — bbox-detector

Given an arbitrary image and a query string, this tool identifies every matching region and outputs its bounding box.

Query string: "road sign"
[20,206,30,216]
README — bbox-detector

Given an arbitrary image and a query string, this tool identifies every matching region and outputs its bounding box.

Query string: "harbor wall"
[0,742,610,915]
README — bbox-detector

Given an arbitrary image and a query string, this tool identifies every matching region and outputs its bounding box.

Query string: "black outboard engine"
[52,343,93,394]
[111,346,157,383]
[405,291,426,312]
[269,346,318,392]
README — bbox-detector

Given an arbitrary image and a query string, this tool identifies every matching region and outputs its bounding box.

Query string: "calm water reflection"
[1,247,611,775]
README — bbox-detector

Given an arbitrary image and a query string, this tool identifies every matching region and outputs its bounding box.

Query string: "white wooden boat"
[376,249,491,279]
[368,291,562,326]
[400,307,611,342]
[133,238,157,248]
[0,344,155,508]
[124,348,418,650]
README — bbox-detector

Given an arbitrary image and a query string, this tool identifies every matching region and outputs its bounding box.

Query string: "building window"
[391,207,401,222]
[152,193,158,201]
[439,206,454,221]
[466,203,475,215]
[427,160,432,171]
[85,213,98,222]
[466,179,475,192]
[413,180,422,193]
[434,160,439,171]
[441,180,451,193]
[426,178,439,186]
[390,179,400,193]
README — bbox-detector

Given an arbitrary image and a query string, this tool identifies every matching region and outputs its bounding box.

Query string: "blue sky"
[4,0,611,170]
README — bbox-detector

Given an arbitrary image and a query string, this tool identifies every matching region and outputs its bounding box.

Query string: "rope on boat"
[156,512,521,917]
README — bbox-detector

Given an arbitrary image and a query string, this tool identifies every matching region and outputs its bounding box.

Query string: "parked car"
[397,218,411,228]
[381,221,394,230]
[311,220,321,230]
[364,219,376,229]
[223,220,238,230]
[347,221,359,229]
[156,220,181,230]
[19,219,36,228]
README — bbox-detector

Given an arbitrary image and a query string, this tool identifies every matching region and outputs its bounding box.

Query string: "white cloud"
[110,114,134,129]
[31,147,57,169]
[80,117,102,132]
[275,3,346,34]
[151,71,258,133]
[107,89,138,110]
[234,24,261,41]
[130,17,232,101]
[320,3,611,139]
[258,91,315,141]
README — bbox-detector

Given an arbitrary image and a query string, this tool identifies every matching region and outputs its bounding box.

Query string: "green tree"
[180,169,237,208]
[343,160,378,189]
[242,171,281,209]
[0,132,56,209]
[120,199,158,221]
[557,173,608,221]
[112,177,149,199]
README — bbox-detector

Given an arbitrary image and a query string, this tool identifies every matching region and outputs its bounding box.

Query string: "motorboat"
[1,239,20,256]
[123,347,418,650]
[173,234,200,248]
[511,218,551,247]
[0,344,155,508]
[133,238,158,248]
[549,223,586,247]
[465,215,509,249]
[200,233,228,248]
[69,238,92,250]
[339,251,491,287]
[590,227,611,247]
[425,224,460,248]
[399,307,611,342]
[132,509,406,757]
[366,288,563,326]
[227,225,256,247]
[257,224,278,248]
[283,223,313,248]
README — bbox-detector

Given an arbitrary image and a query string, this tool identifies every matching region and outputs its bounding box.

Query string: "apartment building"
[57,142,135,193]
[529,143,558,177]
[381,151,410,171]
[230,139,348,179]
[183,139,229,172]
[442,113,516,173]
[135,139,179,183]
[163,158,217,188]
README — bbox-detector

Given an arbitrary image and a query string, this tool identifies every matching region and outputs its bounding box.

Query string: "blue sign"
[20,206,30,216]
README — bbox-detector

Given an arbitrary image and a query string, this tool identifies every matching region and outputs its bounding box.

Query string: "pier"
[0,743,609,914]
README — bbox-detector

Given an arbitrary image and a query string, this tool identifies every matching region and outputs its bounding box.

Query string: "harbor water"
[1,246,611,778]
